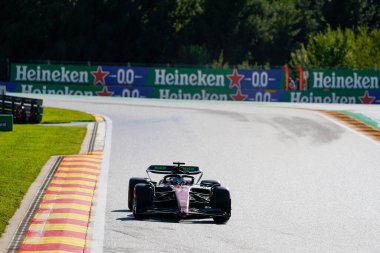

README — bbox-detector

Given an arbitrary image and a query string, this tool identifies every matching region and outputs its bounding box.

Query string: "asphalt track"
[42,97,380,253]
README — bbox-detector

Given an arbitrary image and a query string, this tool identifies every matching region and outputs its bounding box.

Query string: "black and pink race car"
[128,162,231,223]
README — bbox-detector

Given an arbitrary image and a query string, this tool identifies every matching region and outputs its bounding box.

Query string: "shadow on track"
[112,209,217,224]
[112,209,131,213]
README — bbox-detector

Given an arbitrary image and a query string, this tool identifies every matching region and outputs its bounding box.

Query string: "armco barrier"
[0,95,43,123]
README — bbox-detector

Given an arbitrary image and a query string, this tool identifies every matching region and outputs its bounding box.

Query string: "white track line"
[91,116,112,253]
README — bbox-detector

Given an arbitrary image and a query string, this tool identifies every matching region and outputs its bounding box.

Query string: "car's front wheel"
[210,186,231,224]
[128,177,149,210]
[133,183,153,219]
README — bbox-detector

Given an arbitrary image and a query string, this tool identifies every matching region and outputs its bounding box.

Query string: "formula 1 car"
[128,162,231,223]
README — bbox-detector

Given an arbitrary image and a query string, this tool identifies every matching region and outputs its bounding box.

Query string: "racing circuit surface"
[42,97,380,253]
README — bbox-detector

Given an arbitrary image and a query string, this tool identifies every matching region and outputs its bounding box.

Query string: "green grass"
[42,107,95,123]
[340,110,380,130]
[0,107,93,236]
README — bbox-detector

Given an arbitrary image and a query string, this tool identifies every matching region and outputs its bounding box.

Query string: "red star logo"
[91,66,109,85]
[230,89,248,101]
[359,91,375,104]
[227,69,244,88]
[96,86,114,96]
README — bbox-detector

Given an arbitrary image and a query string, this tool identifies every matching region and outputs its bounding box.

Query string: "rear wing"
[147,165,202,175]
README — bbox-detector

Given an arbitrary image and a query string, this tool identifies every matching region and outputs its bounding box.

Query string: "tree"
[323,0,380,30]
[0,0,379,79]
[289,26,380,70]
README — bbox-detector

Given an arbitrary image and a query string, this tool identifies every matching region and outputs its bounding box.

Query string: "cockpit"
[160,175,195,186]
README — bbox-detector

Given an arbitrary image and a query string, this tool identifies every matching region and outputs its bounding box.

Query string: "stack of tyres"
[0,95,43,124]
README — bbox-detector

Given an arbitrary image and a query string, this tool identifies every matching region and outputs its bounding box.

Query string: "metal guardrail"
[0,95,43,123]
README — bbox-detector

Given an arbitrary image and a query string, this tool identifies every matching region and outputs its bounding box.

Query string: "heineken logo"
[21,84,95,96]
[359,90,376,104]
[154,69,225,87]
[19,84,137,98]
[227,69,247,101]
[14,65,89,83]
[96,86,113,96]
[313,72,379,89]
[92,66,109,85]
[290,91,377,104]
[290,92,356,104]
[159,89,228,100]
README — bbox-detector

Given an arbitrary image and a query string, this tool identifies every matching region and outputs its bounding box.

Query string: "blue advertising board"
[241,88,286,102]
[0,82,17,92]
[107,86,154,98]
[238,69,284,90]
[102,66,150,86]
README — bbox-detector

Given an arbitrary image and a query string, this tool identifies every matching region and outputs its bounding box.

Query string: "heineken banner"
[3,82,380,104]
[3,82,285,102]
[145,67,284,90]
[10,63,285,89]
[152,87,285,102]
[286,90,380,104]
[305,69,380,91]
[7,63,380,104]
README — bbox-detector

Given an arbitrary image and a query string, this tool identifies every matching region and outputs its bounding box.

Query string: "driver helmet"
[170,176,183,185]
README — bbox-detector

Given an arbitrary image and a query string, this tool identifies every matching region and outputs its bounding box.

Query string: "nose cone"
[179,211,187,218]
[172,185,191,216]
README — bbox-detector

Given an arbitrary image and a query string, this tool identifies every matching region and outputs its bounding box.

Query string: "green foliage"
[171,0,205,32]
[323,0,380,30]
[289,44,310,70]
[211,51,229,69]
[0,0,379,74]
[289,26,380,70]
[176,44,211,65]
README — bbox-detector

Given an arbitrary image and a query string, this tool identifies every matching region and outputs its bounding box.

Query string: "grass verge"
[340,110,380,130]
[0,107,92,236]
[42,107,95,123]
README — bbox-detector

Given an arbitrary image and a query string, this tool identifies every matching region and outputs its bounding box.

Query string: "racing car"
[128,162,231,223]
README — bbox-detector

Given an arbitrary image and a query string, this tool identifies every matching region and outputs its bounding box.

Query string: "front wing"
[138,206,229,219]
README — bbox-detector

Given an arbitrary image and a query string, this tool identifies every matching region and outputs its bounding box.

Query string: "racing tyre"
[128,177,149,210]
[133,183,153,219]
[200,180,221,187]
[210,186,231,224]
[14,105,27,123]
[29,106,40,123]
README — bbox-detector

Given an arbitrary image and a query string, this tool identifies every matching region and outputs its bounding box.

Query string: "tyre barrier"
[0,95,43,123]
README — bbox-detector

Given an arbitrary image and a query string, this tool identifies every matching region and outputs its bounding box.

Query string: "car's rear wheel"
[133,183,153,219]
[128,177,149,210]
[210,186,231,224]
